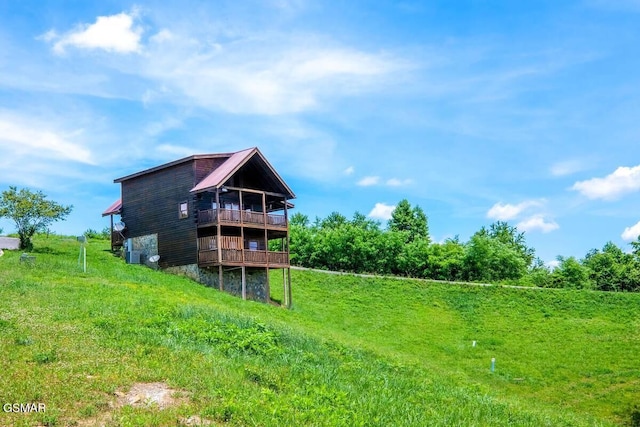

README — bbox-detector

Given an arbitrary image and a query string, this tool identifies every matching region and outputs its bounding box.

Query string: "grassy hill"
[0,235,638,426]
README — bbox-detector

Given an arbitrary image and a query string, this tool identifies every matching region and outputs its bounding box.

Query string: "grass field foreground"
[0,235,638,426]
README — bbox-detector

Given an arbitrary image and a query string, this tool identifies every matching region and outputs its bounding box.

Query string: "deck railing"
[111,232,125,247]
[242,210,264,224]
[244,250,266,263]
[198,209,286,228]
[267,213,287,226]
[268,251,288,264]
[198,249,218,265]
[198,248,289,267]
[198,236,242,250]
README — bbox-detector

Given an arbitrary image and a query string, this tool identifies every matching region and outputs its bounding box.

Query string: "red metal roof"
[108,147,295,214]
[190,147,295,199]
[102,198,122,217]
[191,148,256,193]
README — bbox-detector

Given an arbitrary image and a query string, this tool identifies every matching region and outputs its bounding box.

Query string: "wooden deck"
[198,208,287,229]
[198,248,289,268]
[111,232,125,249]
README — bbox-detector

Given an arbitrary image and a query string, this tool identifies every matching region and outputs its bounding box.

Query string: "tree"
[473,221,535,268]
[0,187,72,251]
[396,237,430,277]
[525,257,553,288]
[388,199,430,243]
[287,213,315,267]
[630,236,640,259]
[583,242,623,291]
[550,256,592,289]
[463,234,527,282]
[584,241,640,292]
[424,237,466,281]
[320,212,348,230]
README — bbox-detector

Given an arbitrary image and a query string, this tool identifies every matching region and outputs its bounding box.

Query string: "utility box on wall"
[126,250,142,264]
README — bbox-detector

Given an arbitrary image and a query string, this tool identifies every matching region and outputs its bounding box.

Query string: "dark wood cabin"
[102,147,295,306]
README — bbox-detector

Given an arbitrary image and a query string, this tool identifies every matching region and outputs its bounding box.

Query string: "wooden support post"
[286,268,292,308]
[241,265,247,300]
[215,189,222,264]
[239,190,245,264]
[262,192,270,302]
[109,214,114,251]
[263,192,268,264]
[216,188,223,291]
[238,189,243,225]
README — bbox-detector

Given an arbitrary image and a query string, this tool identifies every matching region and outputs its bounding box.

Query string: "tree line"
[3,186,638,292]
[285,199,640,292]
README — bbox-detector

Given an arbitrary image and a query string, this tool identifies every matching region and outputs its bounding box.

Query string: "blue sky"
[1,0,640,265]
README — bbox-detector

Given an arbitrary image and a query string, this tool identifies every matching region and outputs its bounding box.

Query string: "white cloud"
[0,116,93,164]
[546,259,560,269]
[621,221,640,241]
[368,203,396,221]
[386,178,412,187]
[486,200,544,221]
[516,215,559,233]
[344,166,355,175]
[33,9,408,115]
[149,29,174,44]
[550,159,586,177]
[357,176,380,186]
[290,50,395,81]
[138,30,408,115]
[571,165,640,200]
[49,11,142,54]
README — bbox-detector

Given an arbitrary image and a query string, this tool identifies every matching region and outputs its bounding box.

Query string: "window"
[179,202,188,219]
[248,240,259,251]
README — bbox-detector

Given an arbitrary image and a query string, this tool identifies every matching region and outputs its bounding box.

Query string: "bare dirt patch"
[74,381,215,426]
[114,381,188,410]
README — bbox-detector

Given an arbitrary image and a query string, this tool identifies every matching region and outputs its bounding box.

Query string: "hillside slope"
[0,235,638,426]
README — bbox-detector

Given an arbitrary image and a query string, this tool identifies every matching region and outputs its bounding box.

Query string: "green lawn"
[0,235,638,426]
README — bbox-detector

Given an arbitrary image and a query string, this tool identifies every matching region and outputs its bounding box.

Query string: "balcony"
[198,208,287,229]
[197,236,289,268]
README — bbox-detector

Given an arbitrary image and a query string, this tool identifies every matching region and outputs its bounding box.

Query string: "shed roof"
[102,198,122,217]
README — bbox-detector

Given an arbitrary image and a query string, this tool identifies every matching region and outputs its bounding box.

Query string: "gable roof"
[112,148,295,199]
[190,148,255,193]
[190,147,295,199]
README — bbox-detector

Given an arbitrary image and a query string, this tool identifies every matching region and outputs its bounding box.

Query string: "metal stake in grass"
[491,357,496,373]
[77,235,87,273]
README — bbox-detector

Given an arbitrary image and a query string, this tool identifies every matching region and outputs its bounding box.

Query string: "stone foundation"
[164,264,269,303]
[125,234,159,267]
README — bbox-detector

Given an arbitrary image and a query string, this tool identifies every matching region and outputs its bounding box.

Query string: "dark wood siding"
[194,157,227,183]
[120,161,197,268]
